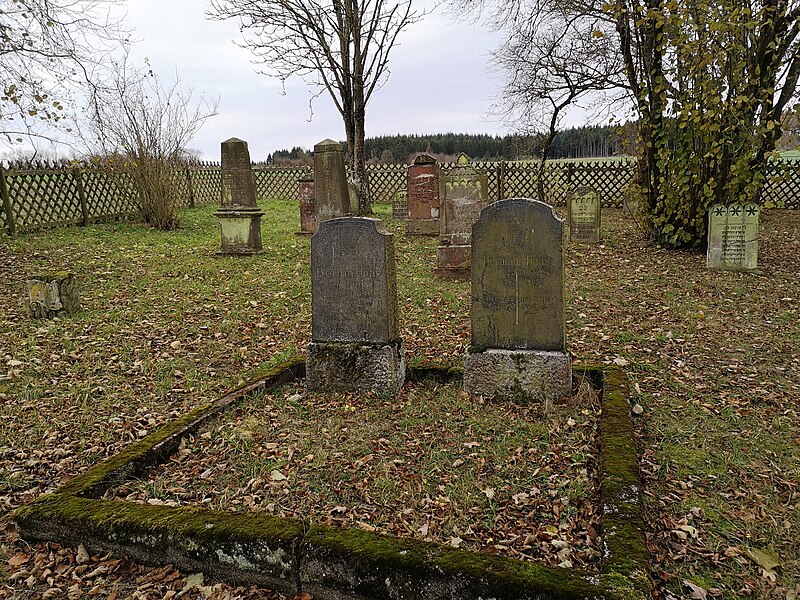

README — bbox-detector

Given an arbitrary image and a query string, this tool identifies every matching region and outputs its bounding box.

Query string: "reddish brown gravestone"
[406,153,439,236]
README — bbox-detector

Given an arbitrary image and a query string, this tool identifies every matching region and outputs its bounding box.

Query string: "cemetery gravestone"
[392,190,408,221]
[214,138,264,255]
[306,217,405,394]
[27,273,80,319]
[707,204,759,271]
[435,153,489,277]
[313,139,351,230]
[464,198,572,406]
[406,153,439,235]
[568,186,601,243]
[298,177,315,234]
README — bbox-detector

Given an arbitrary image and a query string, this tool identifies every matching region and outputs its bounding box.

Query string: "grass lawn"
[0,199,798,599]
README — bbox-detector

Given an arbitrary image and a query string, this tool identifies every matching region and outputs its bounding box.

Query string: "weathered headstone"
[306,217,405,394]
[214,138,264,255]
[707,203,759,271]
[298,177,315,234]
[435,153,488,277]
[27,273,80,319]
[406,153,439,235]
[313,139,351,229]
[464,198,571,406]
[392,190,408,221]
[568,186,601,243]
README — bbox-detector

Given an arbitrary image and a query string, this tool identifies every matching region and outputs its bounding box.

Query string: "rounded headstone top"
[222,137,247,145]
[315,138,343,152]
[475,197,562,228]
[412,153,437,165]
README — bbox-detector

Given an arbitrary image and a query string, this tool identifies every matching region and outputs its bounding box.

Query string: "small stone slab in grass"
[14,359,651,600]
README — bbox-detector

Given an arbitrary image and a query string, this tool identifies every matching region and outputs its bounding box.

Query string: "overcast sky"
[118,1,512,161]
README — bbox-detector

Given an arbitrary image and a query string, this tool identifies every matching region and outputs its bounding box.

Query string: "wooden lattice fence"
[436,159,637,207]
[3,157,799,236]
[362,164,407,203]
[254,166,312,201]
[762,159,800,208]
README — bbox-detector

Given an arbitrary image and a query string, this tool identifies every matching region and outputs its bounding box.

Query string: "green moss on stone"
[596,366,652,598]
[303,523,612,599]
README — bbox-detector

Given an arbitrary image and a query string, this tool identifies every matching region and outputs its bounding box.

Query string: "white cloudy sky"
[118,1,512,160]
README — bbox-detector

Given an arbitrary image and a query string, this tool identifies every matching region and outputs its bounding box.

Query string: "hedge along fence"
[3,158,800,236]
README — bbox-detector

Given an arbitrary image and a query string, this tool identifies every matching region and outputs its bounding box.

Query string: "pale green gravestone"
[568,186,601,243]
[306,217,405,395]
[435,153,489,277]
[313,139,351,231]
[706,204,759,271]
[392,190,408,221]
[464,198,571,407]
[214,138,264,255]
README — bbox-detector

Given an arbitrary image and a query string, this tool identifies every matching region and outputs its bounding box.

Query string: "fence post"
[73,166,89,226]
[185,167,196,208]
[566,163,574,206]
[0,163,16,237]
[497,161,506,201]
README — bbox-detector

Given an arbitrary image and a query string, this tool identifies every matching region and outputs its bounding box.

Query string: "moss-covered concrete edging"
[596,366,652,598]
[14,361,650,599]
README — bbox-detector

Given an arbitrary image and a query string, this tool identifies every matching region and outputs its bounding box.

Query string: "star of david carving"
[714,206,725,217]
[729,206,742,216]
[746,205,758,216]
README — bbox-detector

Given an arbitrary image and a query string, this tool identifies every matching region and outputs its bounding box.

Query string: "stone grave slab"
[464,198,571,406]
[298,177,315,234]
[435,156,488,277]
[313,139,351,228]
[214,137,264,255]
[306,217,404,394]
[406,153,439,235]
[27,272,80,319]
[568,186,601,243]
[392,190,408,221]
[707,203,759,271]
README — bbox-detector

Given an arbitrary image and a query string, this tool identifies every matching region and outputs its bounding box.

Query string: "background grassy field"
[0,200,798,599]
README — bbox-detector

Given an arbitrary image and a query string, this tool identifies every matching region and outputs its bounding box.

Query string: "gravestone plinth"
[298,177,315,235]
[406,154,439,235]
[306,217,405,395]
[707,204,759,271]
[313,139,351,230]
[568,187,601,243]
[214,138,264,255]
[464,198,571,406]
[435,154,488,278]
[392,190,408,221]
[27,273,80,319]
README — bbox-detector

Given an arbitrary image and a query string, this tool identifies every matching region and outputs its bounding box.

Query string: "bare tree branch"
[207,0,429,214]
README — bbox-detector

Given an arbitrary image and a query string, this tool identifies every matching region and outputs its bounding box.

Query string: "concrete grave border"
[14,358,651,600]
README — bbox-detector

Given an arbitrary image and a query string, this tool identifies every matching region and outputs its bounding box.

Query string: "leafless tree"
[84,52,219,230]
[0,0,126,147]
[208,0,427,214]
[490,9,624,198]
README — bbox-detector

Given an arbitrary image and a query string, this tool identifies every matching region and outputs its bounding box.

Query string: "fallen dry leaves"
[1,202,798,599]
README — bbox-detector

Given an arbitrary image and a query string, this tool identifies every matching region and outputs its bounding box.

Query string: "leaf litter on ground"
[0,201,798,599]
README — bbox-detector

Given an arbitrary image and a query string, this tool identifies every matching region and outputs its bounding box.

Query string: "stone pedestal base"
[306,341,405,396]
[215,206,264,255]
[463,349,572,407]
[27,273,80,319]
[434,244,471,279]
[407,220,439,236]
